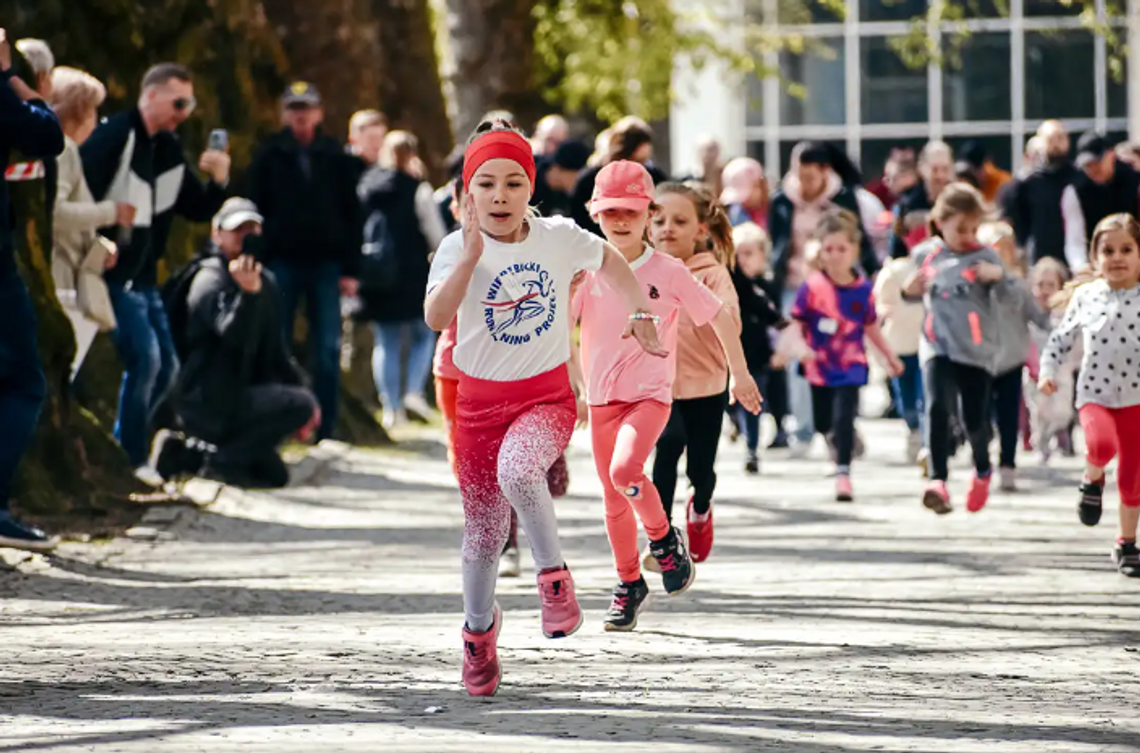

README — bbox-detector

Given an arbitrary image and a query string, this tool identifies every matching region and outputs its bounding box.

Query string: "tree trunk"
[372,0,454,180]
[443,0,546,138]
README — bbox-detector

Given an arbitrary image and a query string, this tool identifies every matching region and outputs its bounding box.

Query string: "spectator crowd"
[1,30,1139,592]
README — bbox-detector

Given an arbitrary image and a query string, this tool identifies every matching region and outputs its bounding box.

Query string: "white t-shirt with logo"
[427,216,606,382]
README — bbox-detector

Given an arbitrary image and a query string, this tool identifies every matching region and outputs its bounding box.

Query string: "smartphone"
[208,129,229,152]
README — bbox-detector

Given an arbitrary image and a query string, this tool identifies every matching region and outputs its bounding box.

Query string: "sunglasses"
[172,96,197,114]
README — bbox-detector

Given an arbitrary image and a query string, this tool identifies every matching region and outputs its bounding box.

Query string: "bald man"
[1006,121,1079,266]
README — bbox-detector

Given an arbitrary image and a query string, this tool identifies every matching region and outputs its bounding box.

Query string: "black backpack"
[162,256,210,361]
[359,207,400,293]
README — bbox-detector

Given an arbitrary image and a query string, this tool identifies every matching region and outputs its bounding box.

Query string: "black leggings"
[653,391,728,521]
[924,357,993,482]
[991,367,1023,469]
[811,384,860,468]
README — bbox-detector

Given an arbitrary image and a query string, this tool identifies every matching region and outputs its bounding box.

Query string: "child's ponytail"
[656,180,736,268]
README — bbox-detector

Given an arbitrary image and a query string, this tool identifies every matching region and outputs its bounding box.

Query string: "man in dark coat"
[1007,120,1079,266]
[1060,132,1140,271]
[81,62,229,473]
[0,31,65,552]
[247,82,362,441]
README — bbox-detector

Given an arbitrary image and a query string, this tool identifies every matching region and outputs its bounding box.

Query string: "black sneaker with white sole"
[0,512,59,553]
[1113,541,1140,577]
[602,577,650,632]
[149,430,206,482]
[649,526,696,595]
[1079,480,1104,527]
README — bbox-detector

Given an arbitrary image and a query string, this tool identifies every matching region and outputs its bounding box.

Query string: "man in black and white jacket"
[80,62,229,477]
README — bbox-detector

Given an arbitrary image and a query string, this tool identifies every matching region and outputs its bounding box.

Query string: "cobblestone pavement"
[3,394,1140,752]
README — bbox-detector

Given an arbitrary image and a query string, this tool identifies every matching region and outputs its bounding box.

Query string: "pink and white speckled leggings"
[455,366,577,632]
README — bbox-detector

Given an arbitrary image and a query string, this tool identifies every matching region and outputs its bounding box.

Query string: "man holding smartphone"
[153,198,318,488]
[0,28,65,551]
[80,62,229,479]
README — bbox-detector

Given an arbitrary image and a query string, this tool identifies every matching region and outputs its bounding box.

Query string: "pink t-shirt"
[573,248,725,406]
[432,320,460,381]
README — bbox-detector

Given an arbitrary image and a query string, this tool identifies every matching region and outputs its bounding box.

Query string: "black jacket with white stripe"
[81,108,226,288]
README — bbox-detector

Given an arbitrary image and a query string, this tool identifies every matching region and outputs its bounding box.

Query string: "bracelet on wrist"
[629,311,660,324]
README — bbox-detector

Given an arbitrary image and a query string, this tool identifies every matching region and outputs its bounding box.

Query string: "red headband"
[463,130,537,193]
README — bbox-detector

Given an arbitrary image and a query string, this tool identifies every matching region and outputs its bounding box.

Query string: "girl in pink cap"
[425,122,665,697]
[572,160,762,631]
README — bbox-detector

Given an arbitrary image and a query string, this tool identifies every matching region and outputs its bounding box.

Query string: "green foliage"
[533,0,753,124]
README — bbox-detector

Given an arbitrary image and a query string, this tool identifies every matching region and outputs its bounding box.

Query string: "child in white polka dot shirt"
[1040,213,1140,578]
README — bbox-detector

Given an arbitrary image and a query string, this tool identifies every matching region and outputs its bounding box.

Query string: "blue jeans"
[891,354,925,433]
[109,285,179,466]
[270,261,341,441]
[0,270,47,510]
[780,288,814,444]
[371,320,436,412]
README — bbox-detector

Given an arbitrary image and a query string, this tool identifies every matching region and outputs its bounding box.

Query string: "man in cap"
[247,82,363,442]
[1060,132,1140,271]
[153,197,318,488]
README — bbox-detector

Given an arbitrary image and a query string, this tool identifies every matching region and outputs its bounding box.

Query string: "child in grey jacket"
[904,183,1017,516]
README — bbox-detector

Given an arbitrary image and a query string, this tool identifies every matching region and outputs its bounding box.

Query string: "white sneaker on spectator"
[403,393,436,422]
[906,430,923,463]
[499,547,521,578]
[382,407,406,430]
[134,465,165,488]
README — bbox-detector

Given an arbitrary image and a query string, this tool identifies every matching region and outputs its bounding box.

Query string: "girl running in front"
[573,161,762,631]
[903,183,1012,515]
[649,181,743,564]
[431,168,574,580]
[981,221,1051,492]
[792,209,904,502]
[1039,213,1140,577]
[424,121,665,696]
[1024,257,1072,465]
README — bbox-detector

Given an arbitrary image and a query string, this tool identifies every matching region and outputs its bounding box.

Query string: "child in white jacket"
[1025,257,1074,464]
[874,244,926,462]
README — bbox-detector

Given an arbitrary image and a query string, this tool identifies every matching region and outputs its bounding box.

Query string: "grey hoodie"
[994,279,1052,375]
[911,239,1018,374]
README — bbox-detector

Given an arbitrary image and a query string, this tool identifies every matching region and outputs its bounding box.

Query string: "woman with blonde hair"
[50,66,136,380]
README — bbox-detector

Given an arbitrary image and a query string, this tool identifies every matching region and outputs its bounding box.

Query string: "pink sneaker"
[835,474,854,503]
[922,481,952,515]
[966,472,992,513]
[686,496,714,563]
[537,566,583,639]
[461,603,503,697]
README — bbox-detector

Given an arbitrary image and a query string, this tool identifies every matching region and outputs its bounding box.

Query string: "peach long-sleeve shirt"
[673,252,740,400]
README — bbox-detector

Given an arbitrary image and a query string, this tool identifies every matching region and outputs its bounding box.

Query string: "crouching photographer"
[153,198,318,489]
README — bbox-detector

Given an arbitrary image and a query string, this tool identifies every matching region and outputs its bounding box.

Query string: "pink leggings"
[590,400,673,582]
[1079,403,1140,507]
[456,367,576,631]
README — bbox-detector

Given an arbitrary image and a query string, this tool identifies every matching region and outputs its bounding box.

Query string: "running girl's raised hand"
[622,314,669,358]
[730,372,764,415]
[462,194,484,262]
[1038,377,1058,396]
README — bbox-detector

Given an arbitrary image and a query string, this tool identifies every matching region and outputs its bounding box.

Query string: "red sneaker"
[922,481,952,515]
[461,603,503,697]
[966,472,992,513]
[536,566,583,639]
[686,496,714,563]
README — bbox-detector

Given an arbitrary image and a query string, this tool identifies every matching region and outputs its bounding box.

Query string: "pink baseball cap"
[589,160,654,215]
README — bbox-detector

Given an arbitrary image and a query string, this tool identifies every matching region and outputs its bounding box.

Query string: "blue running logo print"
[482,262,559,345]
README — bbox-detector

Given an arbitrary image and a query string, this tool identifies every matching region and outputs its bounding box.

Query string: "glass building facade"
[743,0,1128,181]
